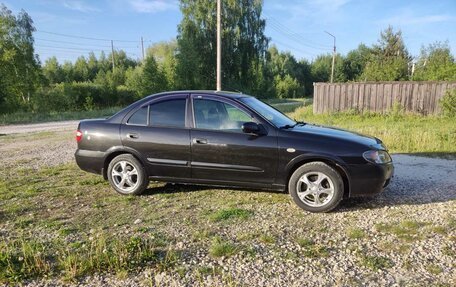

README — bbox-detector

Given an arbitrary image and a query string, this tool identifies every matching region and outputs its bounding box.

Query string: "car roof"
[145,90,251,100]
[108,90,252,123]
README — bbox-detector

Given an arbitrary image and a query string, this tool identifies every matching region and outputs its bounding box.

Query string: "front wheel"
[288,162,344,213]
[107,154,149,195]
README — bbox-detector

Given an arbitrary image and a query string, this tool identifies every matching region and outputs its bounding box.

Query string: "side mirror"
[242,122,261,134]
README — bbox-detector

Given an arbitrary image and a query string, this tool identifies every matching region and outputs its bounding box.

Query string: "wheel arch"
[286,154,351,198]
[102,146,146,180]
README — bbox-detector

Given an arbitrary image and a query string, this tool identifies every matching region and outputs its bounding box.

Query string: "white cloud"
[128,0,178,13]
[266,0,351,25]
[380,13,454,26]
[308,0,351,11]
[63,0,100,13]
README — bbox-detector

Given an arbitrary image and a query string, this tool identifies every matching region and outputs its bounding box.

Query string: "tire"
[288,161,344,213]
[107,154,149,195]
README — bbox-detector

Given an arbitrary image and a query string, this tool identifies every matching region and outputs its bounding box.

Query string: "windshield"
[239,97,296,128]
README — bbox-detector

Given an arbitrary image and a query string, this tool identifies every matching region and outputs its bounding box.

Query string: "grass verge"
[0,234,178,283]
[0,107,121,125]
[289,105,456,154]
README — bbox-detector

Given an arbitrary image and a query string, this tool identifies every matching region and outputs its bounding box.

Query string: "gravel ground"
[0,120,79,135]
[0,122,455,287]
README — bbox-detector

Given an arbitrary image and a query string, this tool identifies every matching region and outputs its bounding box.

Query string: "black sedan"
[75,91,393,212]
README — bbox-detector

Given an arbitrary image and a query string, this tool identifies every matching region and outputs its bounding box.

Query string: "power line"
[269,38,318,57]
[265,14,332,49]
[263,13,333,53]
[36,46,139,58]
[35,44,108,52]
[267,20,332,51]
[35,38,140,49]
[40,48,138,58]
[36,30,154,43]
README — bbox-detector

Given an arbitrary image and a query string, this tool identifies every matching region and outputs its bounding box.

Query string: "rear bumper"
[74,149,105,175]
[347,161,394,197]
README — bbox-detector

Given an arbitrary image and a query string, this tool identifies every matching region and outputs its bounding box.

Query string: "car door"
[190,94,278,185]
[121,94,191,179]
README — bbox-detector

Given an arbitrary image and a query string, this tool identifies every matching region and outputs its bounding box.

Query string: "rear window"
[149,99,186,128]
[127,106,148,125]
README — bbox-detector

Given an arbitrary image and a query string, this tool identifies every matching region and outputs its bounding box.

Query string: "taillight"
[76,130,83,142]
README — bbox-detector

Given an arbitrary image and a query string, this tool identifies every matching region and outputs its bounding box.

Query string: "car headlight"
[363,150,392,164]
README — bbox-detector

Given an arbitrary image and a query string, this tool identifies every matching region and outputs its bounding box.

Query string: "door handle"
[193,138,207,144]
[127,133,139,139]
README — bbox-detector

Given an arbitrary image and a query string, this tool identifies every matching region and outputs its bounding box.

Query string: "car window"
[239,97,296,128]
[127,106,148,125]
[193,98,252,131]
[149,99,186,128]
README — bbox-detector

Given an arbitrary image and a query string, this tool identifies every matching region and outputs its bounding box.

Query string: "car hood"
[289,123,385,149]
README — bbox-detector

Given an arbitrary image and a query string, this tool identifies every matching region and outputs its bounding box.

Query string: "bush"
[32,82,120,112]
[274,74,302,99]
[115,85,137,105]
[440,89,456,117]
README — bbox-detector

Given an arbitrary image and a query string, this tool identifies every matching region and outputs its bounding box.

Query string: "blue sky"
[5,0,456,63]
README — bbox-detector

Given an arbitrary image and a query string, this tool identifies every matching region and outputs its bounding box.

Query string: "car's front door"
[121,94,191,179]
[190,94,278,186]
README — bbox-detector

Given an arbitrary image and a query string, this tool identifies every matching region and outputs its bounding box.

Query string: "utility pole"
[141,36,145,61]
[325,31,336,83]
[216,0,222,91]
[111,40,115,70]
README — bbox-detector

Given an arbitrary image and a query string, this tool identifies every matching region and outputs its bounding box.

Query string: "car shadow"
[140,154,455,212]
[141,182,284,197]
[141,183,209,196]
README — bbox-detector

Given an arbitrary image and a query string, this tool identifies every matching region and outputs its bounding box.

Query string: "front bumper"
[347,161,394,197]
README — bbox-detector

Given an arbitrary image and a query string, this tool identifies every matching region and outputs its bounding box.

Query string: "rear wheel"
[288,162,344,213]
[107,154,149,195]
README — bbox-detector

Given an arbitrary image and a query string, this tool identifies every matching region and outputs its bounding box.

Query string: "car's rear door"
[189,94,278,186]
[121,94,191,179]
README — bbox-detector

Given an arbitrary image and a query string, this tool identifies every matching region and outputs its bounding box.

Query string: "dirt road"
[0,120,79,135]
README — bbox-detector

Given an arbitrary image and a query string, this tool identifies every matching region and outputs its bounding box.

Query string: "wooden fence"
[313,81,456,114]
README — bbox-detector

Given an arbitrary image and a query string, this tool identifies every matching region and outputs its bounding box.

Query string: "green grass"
[296,238,329,258]
[264,97,309,105]
[208,208,253,222]
[375,220,427,241]
[0,123,454,284]
[259,234,275,244]
[0,106,121,125]
[347,228,366,239]
[426,264,443,275]
[208,237,238,258]
[0,234,178,283]
[359,255,394,271]
[289,105,456,154]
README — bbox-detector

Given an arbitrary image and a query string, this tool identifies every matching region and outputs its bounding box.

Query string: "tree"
[42,56,63,84]
[311,53,345,83]
[147,40,178,90]
[61,61,74,82]
[110,50,136,70]
[342,44,371,81]
[413,41,456,81]
[175,0,268,94]
[126,56,167,98]
[295,59,312,96]
[266,45,307,96]
[73,56,89,82]
[362,26,411,81]
[274,74,300,98]
[87,52,99,81]
[0,4,41,112]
